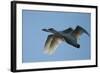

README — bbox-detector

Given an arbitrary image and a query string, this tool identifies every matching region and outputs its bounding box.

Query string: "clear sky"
[22,10,91,63]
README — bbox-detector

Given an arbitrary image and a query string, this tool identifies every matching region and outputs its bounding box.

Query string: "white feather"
[44,36,63,55]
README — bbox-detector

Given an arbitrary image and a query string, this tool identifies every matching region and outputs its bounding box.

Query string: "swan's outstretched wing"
[44,35,63,55]
[62,28,73,33]
[44,35,53,54]
[72,26,90,39]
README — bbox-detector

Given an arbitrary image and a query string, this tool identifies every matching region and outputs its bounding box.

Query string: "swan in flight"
[42,25,90,55]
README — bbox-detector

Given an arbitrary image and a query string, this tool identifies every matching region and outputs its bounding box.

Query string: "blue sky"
[22,10,91,63]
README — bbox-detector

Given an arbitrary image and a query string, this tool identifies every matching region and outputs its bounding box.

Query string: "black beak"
[42,29,49,32]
